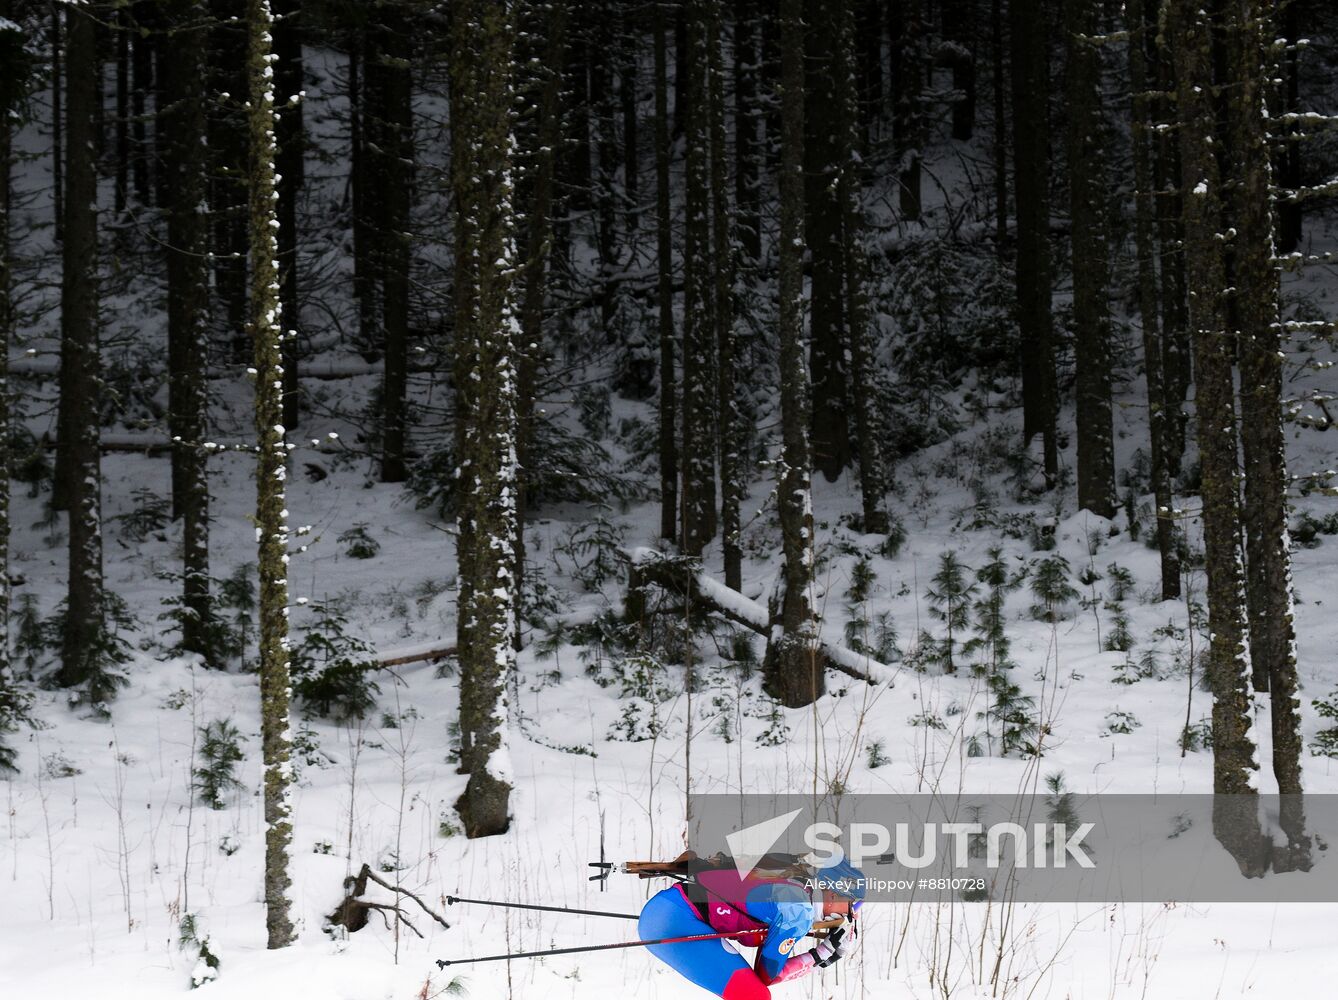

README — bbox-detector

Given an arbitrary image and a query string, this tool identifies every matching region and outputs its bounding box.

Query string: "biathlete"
[638,857,865,999]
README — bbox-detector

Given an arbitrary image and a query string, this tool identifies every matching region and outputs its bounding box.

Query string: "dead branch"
[327,863,453,935]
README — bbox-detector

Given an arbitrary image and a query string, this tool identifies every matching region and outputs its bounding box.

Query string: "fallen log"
[377,641,457,668]
[624,548,895,685]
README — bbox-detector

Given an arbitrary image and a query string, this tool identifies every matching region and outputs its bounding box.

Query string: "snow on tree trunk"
[653,2,679,546]
[247,0,296,948]
[708,0,744,591]
[450,0,520,839]
[273,0,303,431]
[1221,0,1309,870]
[764,0,825,709]
[1168,0,1268,877]
[681,0,718,557]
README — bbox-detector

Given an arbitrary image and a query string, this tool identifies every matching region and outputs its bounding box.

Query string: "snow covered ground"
[6,32,1338,1000]
[5,335,1338,999]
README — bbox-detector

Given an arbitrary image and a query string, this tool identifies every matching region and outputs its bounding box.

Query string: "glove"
[811,925,848,968]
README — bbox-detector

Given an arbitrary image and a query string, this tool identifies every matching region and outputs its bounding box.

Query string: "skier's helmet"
[814,856,866,910]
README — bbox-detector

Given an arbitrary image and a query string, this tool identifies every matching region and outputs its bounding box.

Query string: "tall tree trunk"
[210,0,250,362]
[55,1,107,705]
[991,0,1007,253]
[1066,0,1115,518]
[681,0,717,556]
[1275,0,1302,253]
[349,33,380,358]
[375,7,413,484]
[1154,17,1190,477]
[1222,0,1308,870]
[162,0,213,664]
[654,2,678,545]
[765,0,824,708]
[855,0,883,139]
[708,0,742,591]
[450,0,519,840]
[891,0,923,220]
[619,1,639,233]
[0,2,15,694]
[1169,0,1268,877]
[130,1,154,206]
[273,0,304,429]
[247,0,295,948]
[1128,0,1181,600]
[1009,0,1057,484]
[560,17,592,210]
[836,0,888,534]
[592,13,617,306]
[50,4,62,239]
[942,0,975,140]
[806,0,851,481]
[515,0,569,644]
[114,7,128,215]
[733,0,760,264]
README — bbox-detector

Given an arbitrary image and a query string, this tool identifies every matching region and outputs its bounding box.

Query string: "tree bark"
[942,0,975,140]
[210,0,250,363]
[162,0,214,664]
[247,0,295,948]
[654,2,678,546]
[1154,16,1190,477]
[1221,0,1308,869]
[709,0,743,591]
[991,0,1007,254]
[1066,0,1115,518]
[619,1,639,233]
[733,0,760,263]
[374,7,413,483]
[806,0,851,481]
[1128,0,1181,600]
[1009,0,1057,484]
[0,2,15,689]
[274,0,304,430]
[450,0,519,840]
[55,2,106,698]
[891,0,923,220]
[114,6,128,215]
[515,0,569,644]
[765,0,825,708]
[681,0,717,556]
[1274,0,1302,253]
[1169,0,1268,877]
[836,0,888,534]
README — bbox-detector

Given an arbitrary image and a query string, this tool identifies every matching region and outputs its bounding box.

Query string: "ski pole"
[445,895,640,920]
[435,929,764,968]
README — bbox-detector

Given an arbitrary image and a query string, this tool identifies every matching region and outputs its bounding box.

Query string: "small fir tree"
[926,552,977,673]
